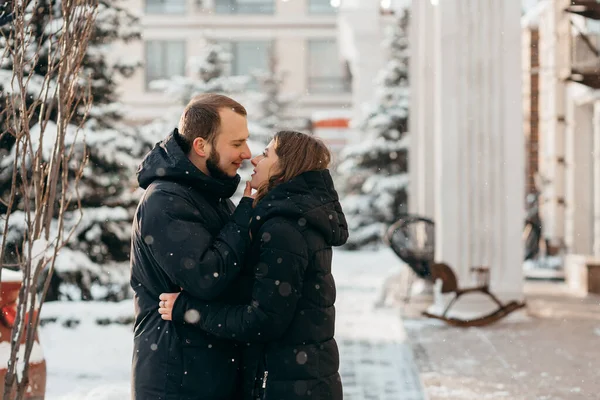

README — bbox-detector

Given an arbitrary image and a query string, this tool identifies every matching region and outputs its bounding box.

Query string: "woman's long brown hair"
[253,131,331,206]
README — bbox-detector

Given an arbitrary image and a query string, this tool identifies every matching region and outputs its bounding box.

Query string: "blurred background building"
[523,0,600,294]
[116,0,357,123]
[113,0,408,150]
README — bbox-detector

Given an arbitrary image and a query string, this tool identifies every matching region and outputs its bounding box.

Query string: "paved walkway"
[338,336,425,400]
[334,250,427,400]
[41,249,429,400]
[401,280,600,400]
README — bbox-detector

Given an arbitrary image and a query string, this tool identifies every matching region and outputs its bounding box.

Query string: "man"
[130,94,253,400]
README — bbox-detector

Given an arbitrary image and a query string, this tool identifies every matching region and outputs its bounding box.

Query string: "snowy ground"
[39,249,425,400]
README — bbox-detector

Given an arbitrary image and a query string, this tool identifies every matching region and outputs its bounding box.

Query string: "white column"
[538,1,567,248]
[337,0,384,137]
[408,0,436,219]
[470,0,483,269]
[408,0,420,214]
[565,98,594,255]
[479,0,493,272]
[434,0,463,274]
[594,101,600,257]
[410,0,524,300]
[498,0,525,296]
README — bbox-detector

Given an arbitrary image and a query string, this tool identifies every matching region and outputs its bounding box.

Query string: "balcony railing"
[564,0,600,20]
[145,0,186,14]
[308,0,337,14]
[568,32,600,88]
[214,0,275,14]
[307,77,351,94]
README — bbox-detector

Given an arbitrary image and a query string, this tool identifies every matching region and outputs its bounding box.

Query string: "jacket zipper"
[259,351,269,399]
[262,371,269,389]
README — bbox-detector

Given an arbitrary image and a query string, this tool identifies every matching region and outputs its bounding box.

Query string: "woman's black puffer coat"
[172,169,349,400]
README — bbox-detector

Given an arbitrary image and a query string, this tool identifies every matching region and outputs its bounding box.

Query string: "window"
[214,0,275,14]
[221,41,272,87]
[308,0,337,14]
[307,39,351,94]
[145,0,186,14]
[145,41,186,89]
[587,19,600,35]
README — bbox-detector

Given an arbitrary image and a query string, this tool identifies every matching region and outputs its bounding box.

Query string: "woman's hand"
[243,181,256,199]
[158,292,180,321]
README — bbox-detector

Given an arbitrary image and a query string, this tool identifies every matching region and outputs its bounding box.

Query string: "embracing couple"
[130,94,348,400]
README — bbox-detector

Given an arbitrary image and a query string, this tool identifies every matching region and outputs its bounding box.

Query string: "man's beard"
[206,148,233,180]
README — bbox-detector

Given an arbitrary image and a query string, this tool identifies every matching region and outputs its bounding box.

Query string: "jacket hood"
[137,129,240,199]
[251,169,348,247]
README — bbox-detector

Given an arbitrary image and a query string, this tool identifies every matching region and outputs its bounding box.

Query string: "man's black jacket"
[130,130,252,400]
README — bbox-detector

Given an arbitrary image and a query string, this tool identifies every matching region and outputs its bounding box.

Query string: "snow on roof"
[311,109,354,121]
[521,0,548,29]
[0,341,44,368]
[0,269,23,283]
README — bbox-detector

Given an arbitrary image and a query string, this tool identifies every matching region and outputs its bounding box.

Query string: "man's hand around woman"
[158,182,254,322]
[158,292,180,321]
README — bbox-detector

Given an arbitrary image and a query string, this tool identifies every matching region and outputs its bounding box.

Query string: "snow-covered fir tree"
[141,41,251,149]
[149,41,249,107]
[0,0,143,301]
[337,9,410,249]
[229,50,311,201]
[245,52,310,142]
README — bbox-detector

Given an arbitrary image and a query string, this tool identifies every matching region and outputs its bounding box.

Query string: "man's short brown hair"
[177,93,247,154]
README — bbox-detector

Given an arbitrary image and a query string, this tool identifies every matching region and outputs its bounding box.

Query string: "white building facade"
[537,0,600,292]
[409,0,525,301]
[115,0,352,123]
[537,0,568,253]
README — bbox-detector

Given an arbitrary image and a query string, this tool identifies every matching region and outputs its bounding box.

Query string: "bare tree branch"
[1,0,98,398]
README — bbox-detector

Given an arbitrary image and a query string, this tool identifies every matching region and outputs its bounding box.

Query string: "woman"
[158,131,348,400]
